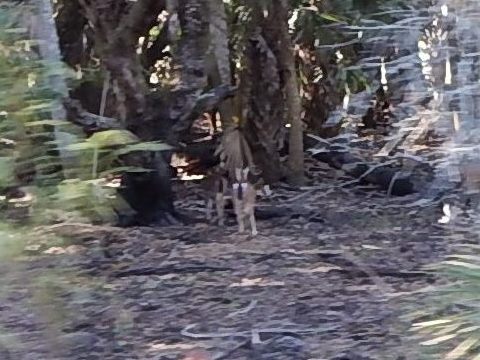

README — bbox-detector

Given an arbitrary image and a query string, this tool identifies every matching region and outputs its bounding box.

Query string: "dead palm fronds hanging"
[215,120,258,180]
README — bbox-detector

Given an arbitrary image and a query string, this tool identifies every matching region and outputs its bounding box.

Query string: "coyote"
[203,166,269,235]
[204,126,270,235]
[232,167,258,235]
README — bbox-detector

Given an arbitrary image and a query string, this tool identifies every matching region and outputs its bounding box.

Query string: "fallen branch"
[170,84,237,142]
[180,323,339,340]
[63,98,123,132]
[306,133,436,196]
[226,300,258,318]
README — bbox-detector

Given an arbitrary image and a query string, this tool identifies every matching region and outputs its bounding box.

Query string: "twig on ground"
[226,300,258,318]
[180,323,339,340]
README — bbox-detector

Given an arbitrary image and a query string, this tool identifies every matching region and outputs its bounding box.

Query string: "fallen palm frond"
[409,246,480,359]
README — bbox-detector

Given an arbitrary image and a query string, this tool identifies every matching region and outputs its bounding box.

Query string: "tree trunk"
[31,0,81,178]
[241,33,285,183]
[75,0,180,225]
[168,0,210,140]
[236,1,287,183]
[54,0,88,68]
[235,0,305,184]
[78,0,164,125]
[264,0,304,185]
[73,0,223,225]
[206,0,235,127]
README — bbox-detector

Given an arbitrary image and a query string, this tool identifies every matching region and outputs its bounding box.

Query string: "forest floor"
[0,158,477,360]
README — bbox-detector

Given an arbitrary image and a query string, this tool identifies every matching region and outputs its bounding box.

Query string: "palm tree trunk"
[272,0,304,185]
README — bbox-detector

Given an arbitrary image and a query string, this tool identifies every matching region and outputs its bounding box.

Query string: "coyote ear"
[235,168,242,181]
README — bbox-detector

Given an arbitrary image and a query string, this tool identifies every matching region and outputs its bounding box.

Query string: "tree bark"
[264,0,304,185]
[54,0,88,68]
[206,0,235,127]
[234,0,305,184]
[168,0,210,142]
[74,0,181,226]
[78,0,164,125]
[58,0,236,225]
[234,1,287,183]
[240,32,285,183]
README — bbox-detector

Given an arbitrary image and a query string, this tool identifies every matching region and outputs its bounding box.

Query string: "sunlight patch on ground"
[147,342,198,352]
[229,277,285,287]
[42,245,85,255]
[292,263,342,273]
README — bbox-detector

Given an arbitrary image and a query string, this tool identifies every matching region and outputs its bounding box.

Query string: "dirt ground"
[0,162,474,360]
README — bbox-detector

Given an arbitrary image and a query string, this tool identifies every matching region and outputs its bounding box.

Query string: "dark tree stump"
[116,151,182,226]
